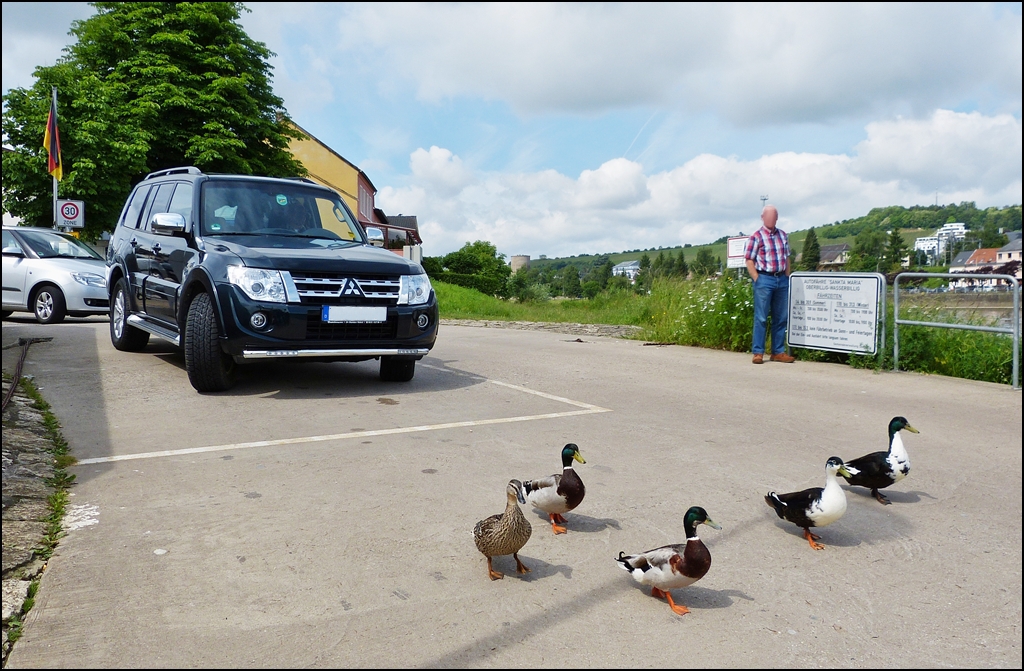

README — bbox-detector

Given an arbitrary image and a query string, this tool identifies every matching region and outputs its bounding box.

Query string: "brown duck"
[474,479,533,580]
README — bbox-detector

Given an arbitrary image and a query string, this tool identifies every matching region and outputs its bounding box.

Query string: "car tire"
[184,292,236,392]
[380,356,416,382]
[109,278,150,351]
[32,284,66,324]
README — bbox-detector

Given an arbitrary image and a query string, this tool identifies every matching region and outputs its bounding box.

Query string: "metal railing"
[893,272,1020,390]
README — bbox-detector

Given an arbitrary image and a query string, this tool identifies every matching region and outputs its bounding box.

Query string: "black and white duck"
[765,456,854,550]
[615,506,721,615]
[522,443,586,534]
[841,416,919,504]
[473,479,533,580]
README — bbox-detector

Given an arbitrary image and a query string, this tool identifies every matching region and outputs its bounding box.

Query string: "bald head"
[761,205,778,230]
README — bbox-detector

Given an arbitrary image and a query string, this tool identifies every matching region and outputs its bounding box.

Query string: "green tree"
[800,227,821,271]
[883,228,909,273]
[675,250,688,278]
[562,265,582,298]
[2,2,303,239]
[691,248,717,277]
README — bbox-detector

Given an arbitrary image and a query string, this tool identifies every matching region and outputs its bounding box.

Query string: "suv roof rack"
[144,166,203,180]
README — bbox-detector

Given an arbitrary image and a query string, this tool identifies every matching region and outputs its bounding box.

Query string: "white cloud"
[331,3,1021,122]
[379,110,1022,259]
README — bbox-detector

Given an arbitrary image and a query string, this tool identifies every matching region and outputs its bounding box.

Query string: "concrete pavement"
[1,316,1021,667]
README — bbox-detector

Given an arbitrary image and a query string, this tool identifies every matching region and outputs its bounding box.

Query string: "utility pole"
[760,195,769,208]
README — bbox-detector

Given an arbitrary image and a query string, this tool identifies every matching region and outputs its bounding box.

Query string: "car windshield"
[15,229,103,260]
[200,181,364,242]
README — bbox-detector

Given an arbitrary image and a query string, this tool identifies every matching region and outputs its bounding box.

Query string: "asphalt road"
[2,316,1021,668]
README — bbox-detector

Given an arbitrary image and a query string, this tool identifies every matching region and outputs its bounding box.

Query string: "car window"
[3,230,25,253]
[121,185,151,229]
[14,229,103,260]
[167,183,194,224]
[200,181,364,241]
[140,184,175,231]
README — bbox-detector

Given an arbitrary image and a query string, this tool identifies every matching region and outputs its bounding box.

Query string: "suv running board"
[241,348,430,359]
[126,315,181,347]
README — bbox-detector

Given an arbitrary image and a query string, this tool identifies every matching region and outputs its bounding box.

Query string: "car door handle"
[130,237,138,247]
[152,243,161,253]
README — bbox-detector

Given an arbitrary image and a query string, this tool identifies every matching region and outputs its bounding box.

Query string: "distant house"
[612,260,641,280]
[996,238,1022,279]
[950,248,1002,288]
[376,212,422,250]
[818,243,851,270]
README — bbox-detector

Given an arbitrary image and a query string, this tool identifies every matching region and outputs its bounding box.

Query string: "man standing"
[745,205,796,364]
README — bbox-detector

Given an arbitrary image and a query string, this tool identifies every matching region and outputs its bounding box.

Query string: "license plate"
[321,305,387,323]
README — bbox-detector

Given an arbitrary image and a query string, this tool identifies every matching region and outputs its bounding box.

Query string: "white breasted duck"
[615,506,721,616]
[765,456,854,550]
[841,416,920,504]
[522,443,586,534]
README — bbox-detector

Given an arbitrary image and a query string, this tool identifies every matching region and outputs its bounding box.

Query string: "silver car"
[2,226,109,324]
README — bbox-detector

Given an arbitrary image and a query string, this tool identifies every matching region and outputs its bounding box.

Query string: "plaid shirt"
[745,225,790,273]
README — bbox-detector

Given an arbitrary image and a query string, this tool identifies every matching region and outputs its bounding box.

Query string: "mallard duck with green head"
[522,443,586,534]
[765,456,854,550]
[841,416,919,504]
[474,479,533,580]
[615,506,721,615]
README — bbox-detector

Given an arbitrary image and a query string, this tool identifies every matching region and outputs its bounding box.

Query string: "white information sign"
[57,199,85,229]
[788,272,882,354]
[727,236,748,269]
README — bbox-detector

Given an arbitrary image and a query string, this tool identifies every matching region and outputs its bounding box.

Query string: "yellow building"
[286,121,420,249]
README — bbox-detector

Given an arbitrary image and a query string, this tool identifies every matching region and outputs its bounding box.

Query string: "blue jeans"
[752,274,789,355]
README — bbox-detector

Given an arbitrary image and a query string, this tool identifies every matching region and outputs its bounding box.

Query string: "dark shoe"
[752,353,764,364]
[770,353,796,363]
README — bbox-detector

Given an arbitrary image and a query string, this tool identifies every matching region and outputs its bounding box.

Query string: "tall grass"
[434,277,1021,385]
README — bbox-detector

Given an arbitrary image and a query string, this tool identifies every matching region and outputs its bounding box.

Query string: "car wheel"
[32,284,66,324]
[184,292,236,392]
[380,357,416,382]
[109,278,150,351]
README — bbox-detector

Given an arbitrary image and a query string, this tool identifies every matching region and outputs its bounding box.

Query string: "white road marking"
[77,365,611,465]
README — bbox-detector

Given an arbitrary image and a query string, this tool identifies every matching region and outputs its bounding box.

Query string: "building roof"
[613,260,641,269]
[999,238,1022,252]
[385,214,419,233]
[819,243,850,262]
[950,251,974,267]
[966,248,999,266]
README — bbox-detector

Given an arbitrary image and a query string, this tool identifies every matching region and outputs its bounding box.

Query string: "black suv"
[106,167,437,391]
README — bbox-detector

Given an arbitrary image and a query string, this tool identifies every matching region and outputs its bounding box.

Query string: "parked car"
[106,166,438,392]
[2,226,109,323]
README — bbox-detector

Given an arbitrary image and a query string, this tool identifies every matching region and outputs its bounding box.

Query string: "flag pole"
[51,87,58,229]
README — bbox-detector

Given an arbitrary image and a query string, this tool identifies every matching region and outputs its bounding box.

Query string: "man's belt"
[758,270,787,277]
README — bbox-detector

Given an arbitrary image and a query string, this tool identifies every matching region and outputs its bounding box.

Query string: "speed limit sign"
[57,199,85,229]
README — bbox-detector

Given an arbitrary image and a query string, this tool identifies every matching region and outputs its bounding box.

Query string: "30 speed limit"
[57,199,85,228]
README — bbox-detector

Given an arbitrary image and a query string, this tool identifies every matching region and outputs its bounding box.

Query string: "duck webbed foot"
[872,489,891,505]
[513,553,531,574]
[655,588,690,615]
[548,513,568,534]
[803,527,825,550]
[486,557,504,580]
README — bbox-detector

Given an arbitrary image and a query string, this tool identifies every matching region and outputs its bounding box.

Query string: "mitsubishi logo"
[340,278,364,297]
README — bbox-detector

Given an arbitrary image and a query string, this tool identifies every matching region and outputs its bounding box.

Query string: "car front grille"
[290,272,400,306]
[305,311,398,341]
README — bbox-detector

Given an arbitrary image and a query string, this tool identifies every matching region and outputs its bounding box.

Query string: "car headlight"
[227,266,287,303]
[398,273,432,305]
[71,272,106,288]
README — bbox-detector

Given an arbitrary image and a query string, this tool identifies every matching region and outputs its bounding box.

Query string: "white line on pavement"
[77,366,611,465]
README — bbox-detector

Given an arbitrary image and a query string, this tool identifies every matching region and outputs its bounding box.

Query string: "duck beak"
[838,464,856,478]
[704,518,722,531]
[573,450,586,464]
[904,425,919,434]
[516,486,527,505]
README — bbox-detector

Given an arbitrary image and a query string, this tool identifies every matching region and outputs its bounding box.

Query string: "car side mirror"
[2,246,25,257]
[151,212,187,236]
[365,227,385,248]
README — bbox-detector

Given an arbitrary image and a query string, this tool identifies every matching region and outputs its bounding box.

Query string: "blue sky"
[3,3,1021,257]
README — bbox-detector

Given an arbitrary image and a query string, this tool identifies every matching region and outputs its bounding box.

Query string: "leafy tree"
[691,248,717,277]
[562,265,582,298]
[845,228,888,272]
[883,228,909,272]
[800,227,821,271]
[964,220,1009,249]
[2,2,303,239]
[581,280,601,299]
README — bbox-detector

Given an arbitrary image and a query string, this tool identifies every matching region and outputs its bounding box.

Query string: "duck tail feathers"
[764,491,787,519]
[615,551,633,572]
